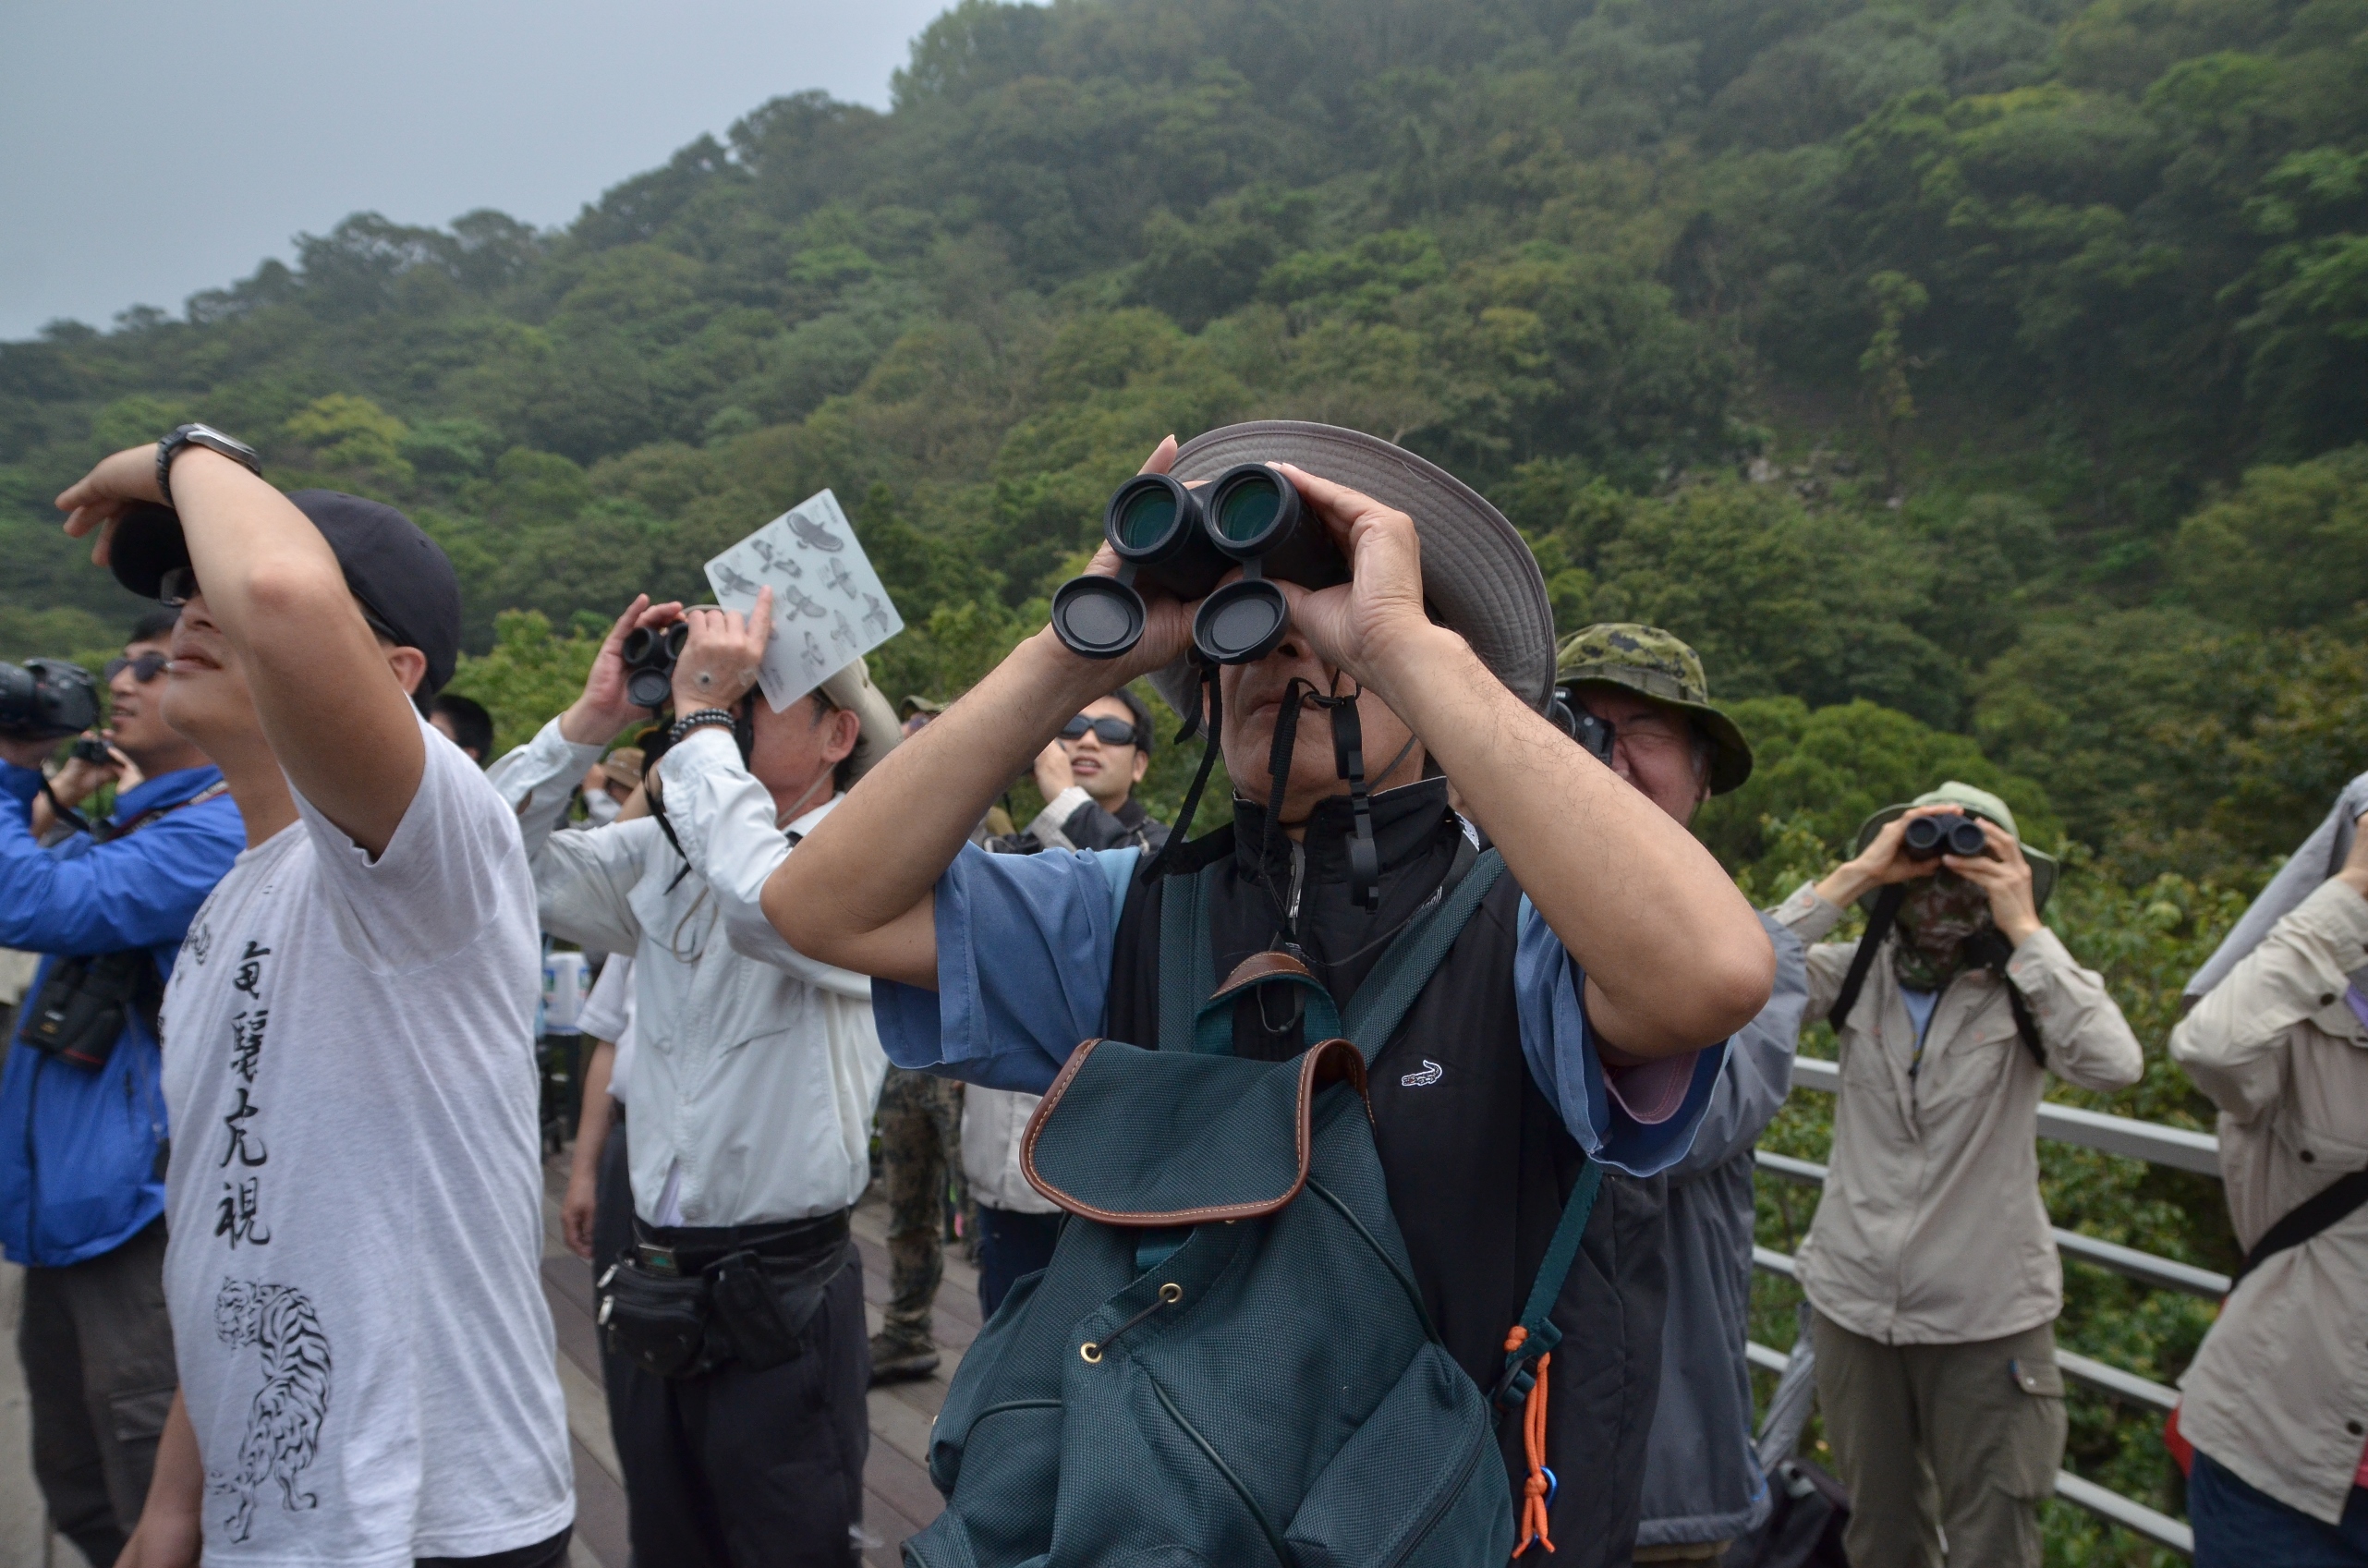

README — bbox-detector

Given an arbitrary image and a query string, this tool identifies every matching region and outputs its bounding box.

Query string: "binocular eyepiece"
[619,623,690,710]
[1050,464,1350,666]
[1902,812,1990,861]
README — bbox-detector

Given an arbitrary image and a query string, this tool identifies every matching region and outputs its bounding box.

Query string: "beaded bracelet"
[669,708,739,745]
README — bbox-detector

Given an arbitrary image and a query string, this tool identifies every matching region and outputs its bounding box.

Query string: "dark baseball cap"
[111,491,463,696]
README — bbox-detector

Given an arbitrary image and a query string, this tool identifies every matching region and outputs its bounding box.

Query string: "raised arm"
[769,440,1196,988]
[1275,465,1773,1058]
[60,446,419,856]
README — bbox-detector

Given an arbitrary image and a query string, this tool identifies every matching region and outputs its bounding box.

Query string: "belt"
[633,1209,851,1272]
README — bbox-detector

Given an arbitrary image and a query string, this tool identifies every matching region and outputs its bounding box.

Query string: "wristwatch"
[156,424,261,508]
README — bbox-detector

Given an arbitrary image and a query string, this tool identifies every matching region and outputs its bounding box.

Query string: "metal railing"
[1758,1058,2223,1557]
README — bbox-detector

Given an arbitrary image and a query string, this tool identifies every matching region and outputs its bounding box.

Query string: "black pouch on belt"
[707,1243,846,1371]
[598,1261,715,1379]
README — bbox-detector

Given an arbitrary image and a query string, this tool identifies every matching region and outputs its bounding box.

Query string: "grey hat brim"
[1147,422,1555,720]
[1850,804,2059,913]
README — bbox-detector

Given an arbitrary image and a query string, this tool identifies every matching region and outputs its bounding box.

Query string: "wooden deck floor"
[537,1155,963,1568]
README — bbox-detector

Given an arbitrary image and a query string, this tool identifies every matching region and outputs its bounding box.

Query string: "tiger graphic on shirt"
[209,1277,333,1543]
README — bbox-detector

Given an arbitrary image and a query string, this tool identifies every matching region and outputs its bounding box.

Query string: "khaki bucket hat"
[1148,422,1555,720]
[1555,623,1755,794]
[1850,780,2059,912]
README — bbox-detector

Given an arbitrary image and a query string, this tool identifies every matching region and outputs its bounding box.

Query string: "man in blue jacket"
[0,610,243,1568]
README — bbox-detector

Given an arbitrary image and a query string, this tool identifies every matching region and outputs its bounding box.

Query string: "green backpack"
[909,846,1601,1568]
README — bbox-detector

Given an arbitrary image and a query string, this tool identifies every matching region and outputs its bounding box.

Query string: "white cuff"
[1026,785,1094,850]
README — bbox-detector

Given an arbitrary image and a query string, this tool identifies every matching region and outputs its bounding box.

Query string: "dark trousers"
[19,1217,176,1568]
[592,1110,638,1467]
[975,1206,1062,1319]
[2192,1451,2368,1567]
[613,1258,870,1568]
[418,1525,574,1567]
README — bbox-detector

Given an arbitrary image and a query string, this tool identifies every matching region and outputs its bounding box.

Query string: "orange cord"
[1504,1327,1555,1556]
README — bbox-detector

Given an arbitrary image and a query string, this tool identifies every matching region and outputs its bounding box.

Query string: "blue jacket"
[0,762,245,1267]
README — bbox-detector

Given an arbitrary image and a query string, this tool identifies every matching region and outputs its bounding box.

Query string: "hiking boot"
[869,1329,940,1384]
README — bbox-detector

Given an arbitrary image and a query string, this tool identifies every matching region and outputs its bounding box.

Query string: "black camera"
[69,735,115,767]
[0,661,102,742]
[619,623,690,710]
[1903,812,1990,861]
[1050,465,1349,667]
[1548,688,1617,767]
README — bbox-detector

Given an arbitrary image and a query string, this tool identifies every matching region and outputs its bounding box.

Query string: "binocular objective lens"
[1115,489,1178,550]
[1214,474,1284,543]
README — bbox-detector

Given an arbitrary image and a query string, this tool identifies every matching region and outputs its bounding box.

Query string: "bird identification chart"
[704,488,905,711]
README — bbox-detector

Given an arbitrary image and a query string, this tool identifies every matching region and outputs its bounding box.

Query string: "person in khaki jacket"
[2171,788,2368,1563]
[1768,781,2143,1567]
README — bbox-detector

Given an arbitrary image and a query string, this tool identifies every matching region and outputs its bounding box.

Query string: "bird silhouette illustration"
[782,585,828,618]
[823,558,854,595]
[861,592,893,637]
[716,565,760,598]
[832,610,856,647]
[751,538,803,578]
[789,512,845,552]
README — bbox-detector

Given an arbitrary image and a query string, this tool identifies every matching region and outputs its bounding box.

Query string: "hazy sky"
[1,0,964,341]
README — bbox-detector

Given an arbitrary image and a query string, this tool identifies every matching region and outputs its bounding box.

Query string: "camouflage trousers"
[877,1066,964,1346]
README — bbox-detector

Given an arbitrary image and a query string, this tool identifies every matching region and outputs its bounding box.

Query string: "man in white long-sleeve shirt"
[487,590,894,1568]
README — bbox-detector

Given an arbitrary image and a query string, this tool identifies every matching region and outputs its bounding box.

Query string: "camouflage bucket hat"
[1554,623,1754,794]
[1850,780,2059,913]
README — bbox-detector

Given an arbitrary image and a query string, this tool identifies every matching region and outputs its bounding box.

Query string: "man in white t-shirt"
[486,590,896,1568]
[55,430,574,1568]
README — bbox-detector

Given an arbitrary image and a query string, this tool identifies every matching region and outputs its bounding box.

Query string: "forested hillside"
[6,1,2366,1555]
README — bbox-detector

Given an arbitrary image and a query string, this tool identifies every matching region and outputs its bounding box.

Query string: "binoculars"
[620,623,690,709]
[1050,465,1349,666]
[1547,687,1616,768]
[1903,812,1990,860]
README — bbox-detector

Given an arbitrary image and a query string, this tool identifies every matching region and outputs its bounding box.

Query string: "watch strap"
[156,424,261,509]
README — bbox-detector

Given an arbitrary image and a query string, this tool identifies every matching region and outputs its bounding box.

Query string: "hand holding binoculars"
[1902,812,1993,861]
[1050,464,1349,667]
[619,621,690,709]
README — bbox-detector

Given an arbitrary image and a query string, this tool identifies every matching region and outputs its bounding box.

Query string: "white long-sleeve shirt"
[488,720,886,1228]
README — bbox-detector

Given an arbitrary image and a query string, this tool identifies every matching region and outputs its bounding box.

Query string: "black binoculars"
[620,623,690,709]
[1547,687,1616,768]
[1902,812,1990,860]
[1050,465,1349,666]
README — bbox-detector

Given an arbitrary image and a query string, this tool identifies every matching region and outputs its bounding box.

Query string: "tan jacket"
[1773,883,2144,1344]
[2171,877,2368,1525]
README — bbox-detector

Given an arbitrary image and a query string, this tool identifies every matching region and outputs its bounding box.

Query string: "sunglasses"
[103,651,170,684]
[1061,715,1142,748]
[160,565,403,643]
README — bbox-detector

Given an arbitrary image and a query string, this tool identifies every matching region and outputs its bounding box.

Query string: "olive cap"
[1554,623,1754,794]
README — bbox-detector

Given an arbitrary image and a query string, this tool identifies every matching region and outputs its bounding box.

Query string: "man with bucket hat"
[694,422,1776,1564]
[52,435,573,1567]
[1769,781,2142,1568]
[1556,626,1810,1565]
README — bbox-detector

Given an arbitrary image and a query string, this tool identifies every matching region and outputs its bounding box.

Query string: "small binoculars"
[620,622,690,709]
[1050,466,1348,666]
[1902,812,1991,861]
[1547,687,1616,768]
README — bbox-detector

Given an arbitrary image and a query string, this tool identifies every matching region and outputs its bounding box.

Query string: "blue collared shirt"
[873,843,1721,1177]
[0,762,245,1266]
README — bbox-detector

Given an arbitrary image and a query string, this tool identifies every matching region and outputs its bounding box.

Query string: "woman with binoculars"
[1768,784,2143,1568]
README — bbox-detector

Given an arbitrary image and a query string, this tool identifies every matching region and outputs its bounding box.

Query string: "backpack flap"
[1022,1037,1370,1224]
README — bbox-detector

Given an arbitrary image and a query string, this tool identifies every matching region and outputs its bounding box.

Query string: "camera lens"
[1050,577,1148,661]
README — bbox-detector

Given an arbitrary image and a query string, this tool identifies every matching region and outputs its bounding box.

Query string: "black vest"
[1103,781,1670,1565]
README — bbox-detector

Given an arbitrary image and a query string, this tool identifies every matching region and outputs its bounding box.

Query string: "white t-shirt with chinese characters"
[160,720,573,1566]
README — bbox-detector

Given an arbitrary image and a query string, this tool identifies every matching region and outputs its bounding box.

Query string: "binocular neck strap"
[1140,662,1223,884]
[1263,678,1380,914]
[1828,883,1905,1032]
